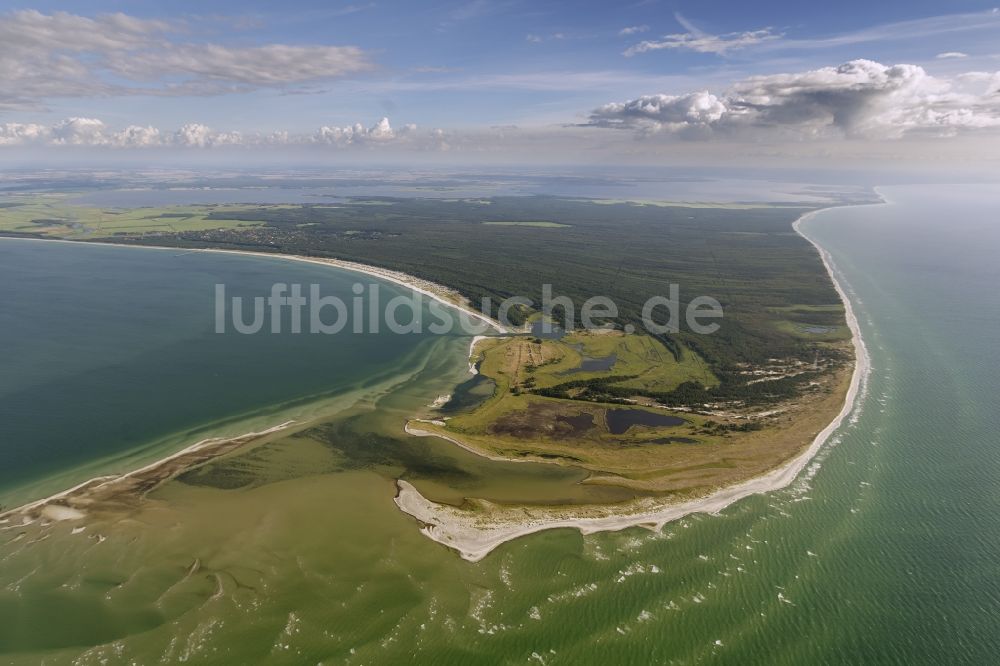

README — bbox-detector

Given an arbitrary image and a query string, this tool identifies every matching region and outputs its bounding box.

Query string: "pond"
[559,353,617,375]
[604,408,686,435]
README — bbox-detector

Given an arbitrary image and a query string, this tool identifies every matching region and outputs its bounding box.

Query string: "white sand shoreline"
[393,202,877,562]
[0,236,510,334]
[405,422,536,463]
[467,335,492,374]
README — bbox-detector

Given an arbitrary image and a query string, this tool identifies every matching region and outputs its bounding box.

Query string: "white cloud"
[0,9,373,110]
[0,10,167,54]
[114,125,162,147]
[936,52,969,59]
[626,28,779,56]
[624,10,1000,59]
[0,122,48,145]
[174,123,215,148]
[589,92,727,135]
[0,117,417,149]
[619,25,649,36]
[587,60,1000,139]
[7,117,166,147]
[314,117,402,144]
[769,10,1000,53]
[369,117,396,139]
[625,14,780,56]
[106,44,372,86]
[51,117,108,145]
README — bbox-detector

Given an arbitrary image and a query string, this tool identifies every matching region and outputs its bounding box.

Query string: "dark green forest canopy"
[107,196,846,369]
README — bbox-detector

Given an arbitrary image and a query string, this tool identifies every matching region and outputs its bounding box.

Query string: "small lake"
[559,353,617,375]
[604,408,686,434]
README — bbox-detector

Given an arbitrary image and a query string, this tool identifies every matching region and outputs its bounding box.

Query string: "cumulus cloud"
[587,60,1000,139]
[0,9,373,110]
[589,92,727,136]
[115,125,162,147]
[625,15,780,56]
[0,122,48,145]
[174,123,216,148]
[3,117,169,147]
[312,117,420,145]
[0,117,419,149]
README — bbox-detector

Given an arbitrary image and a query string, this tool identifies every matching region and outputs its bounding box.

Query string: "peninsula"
[0,193,866,557]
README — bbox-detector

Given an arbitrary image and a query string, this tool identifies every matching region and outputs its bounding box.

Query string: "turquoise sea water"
[1,184,999,663]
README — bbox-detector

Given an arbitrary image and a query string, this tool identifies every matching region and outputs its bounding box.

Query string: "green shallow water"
[2,184,1000,663]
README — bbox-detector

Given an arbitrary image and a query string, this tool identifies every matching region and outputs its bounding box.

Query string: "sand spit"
[394,206,874,562]
[405,422,534,464]
[0,422,295,524]
[467,335,494,374]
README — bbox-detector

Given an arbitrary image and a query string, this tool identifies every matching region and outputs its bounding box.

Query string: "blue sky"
[1,1,999,164]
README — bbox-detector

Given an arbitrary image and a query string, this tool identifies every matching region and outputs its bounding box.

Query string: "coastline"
[0,235,510,334]
[0,200,871,556]
[239,252,510,335]
[393,204,875,562]
[467,335,493,374]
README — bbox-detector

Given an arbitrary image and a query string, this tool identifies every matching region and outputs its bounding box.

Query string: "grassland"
[768,304,851,341]
[419,329,852,494]
[482,329,717,393]
[0,196,263,239]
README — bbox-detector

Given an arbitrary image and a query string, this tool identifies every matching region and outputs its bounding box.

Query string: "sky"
[1,1,1000,166]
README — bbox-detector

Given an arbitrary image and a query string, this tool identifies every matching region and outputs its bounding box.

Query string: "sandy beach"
[393,206,874,561]
[239,252,510,334]
[467,335,494,374]
[151,242,509,334]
